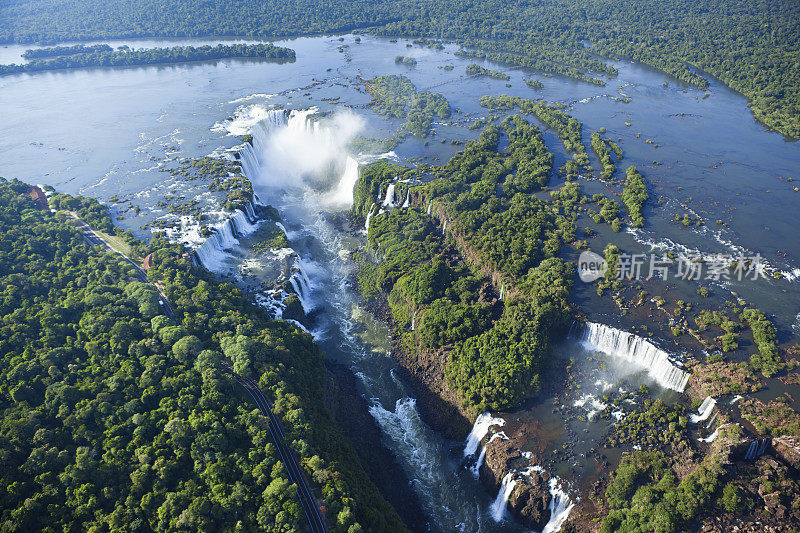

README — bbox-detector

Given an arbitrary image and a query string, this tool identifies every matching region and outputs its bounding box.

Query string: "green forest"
[0,44,295,75]
[364,74,451,148]
[0,179,406,532]
[353,117,576,412]
[1,0,797,138]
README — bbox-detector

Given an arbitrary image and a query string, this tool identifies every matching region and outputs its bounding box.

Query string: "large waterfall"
[543,478,575,533]
[490,468,574,528]
[218,105,548,532]
[194,200,261,271]
[574,322,690,392]
[490,473,517,522]
[464,413,506,457]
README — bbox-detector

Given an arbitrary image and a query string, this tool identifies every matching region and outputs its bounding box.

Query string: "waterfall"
[411,309,417,331]
[471,432,507,477]
[442,219,447,234]
[288,256,316,313]
[365,204,375,231]
[193,202,263,272]
[690,396,716,423]
[700,428,719,443]
[490,472,516,522]
[229,209,259,237]
[575,322,690,392]
[744,440,757,460]
[745,438,769,460]
[382,183,396,207]
[499,284,505,301]
[427,200,432,215]
[542,478,575,533]
[464,412,506,457]
[238,109,289,178]
[473,447,488,477]
[325,156,360,208]
[194,215,239,271]
[402,192,411,208]
[244,201,257,221]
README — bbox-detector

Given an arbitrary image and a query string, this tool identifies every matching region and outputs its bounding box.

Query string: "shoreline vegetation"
[0,43,295,75]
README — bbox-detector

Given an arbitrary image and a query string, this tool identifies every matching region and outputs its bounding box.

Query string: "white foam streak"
[490,472,516,522]
[464,413,505,457]
[690,396,716,424]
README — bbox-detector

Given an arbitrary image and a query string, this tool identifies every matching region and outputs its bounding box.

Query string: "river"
[1,33,798,532]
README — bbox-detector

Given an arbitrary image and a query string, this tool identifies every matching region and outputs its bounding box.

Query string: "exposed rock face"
[391,343,472,440]
[478,432,552,530]
[508,470,552,531]
[773,436,800,470]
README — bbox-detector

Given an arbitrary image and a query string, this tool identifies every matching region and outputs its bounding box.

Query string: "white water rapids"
[224,106,546,531]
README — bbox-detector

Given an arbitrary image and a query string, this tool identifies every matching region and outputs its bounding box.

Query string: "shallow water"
[1,33,799,531]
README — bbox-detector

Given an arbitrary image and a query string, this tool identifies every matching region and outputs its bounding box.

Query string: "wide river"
[1,34,798,532]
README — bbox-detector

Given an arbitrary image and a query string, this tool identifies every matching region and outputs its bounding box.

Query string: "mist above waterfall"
[246,106,365,209]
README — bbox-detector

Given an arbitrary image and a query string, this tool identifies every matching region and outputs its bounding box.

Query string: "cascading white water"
[744,438,769,460]
[464,413,506,457]
[365,204,375,231]
[471,432,507,476]
[382,182,396,207]
[402,191,411,208]
[193,202,262,271]
[576,322,690,392]
[229,209,258,236]
[542,478,575,533]
[573,393,608,421]
[230,105,534,532]
[323,156,360,209]
[244,201,257,221]
[288,256,317,313]
[744,440,758,460]
[690,396,716,423]
[700,428,719,443]
[490,472,517,522]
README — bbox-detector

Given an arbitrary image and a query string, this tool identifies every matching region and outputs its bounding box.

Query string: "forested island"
[465,63,510,81]
[0,43,295,75]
